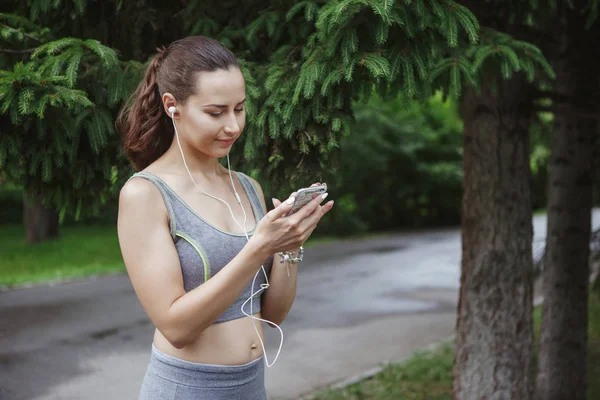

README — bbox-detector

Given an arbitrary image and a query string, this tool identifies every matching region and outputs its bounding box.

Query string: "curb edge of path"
[297,295,546,400]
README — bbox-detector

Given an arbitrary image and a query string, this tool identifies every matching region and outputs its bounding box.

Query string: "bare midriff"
[152,312,265,365]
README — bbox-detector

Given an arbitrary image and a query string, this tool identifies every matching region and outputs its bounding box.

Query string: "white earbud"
[168,106,177,115]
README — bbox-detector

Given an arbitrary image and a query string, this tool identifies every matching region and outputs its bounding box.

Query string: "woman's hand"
[251,183,334,255]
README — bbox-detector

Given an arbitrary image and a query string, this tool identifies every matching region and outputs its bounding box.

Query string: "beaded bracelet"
[277,246,304,264]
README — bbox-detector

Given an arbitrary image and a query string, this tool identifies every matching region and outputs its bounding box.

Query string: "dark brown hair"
[117,36,240,171]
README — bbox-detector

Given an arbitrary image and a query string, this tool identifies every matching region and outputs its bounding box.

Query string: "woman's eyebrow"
[202,98,246,108]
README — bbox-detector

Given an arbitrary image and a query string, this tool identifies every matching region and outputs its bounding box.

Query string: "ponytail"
[117,48,174,171]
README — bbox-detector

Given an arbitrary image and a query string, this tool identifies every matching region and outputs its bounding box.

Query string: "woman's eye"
[208,109,244,117]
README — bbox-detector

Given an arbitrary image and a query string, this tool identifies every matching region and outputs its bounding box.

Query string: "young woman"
[116,36,334,400]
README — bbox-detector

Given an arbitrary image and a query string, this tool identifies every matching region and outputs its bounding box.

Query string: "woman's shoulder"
[119,176,170,232]
[120,165,167,209]
[120,176,162,210]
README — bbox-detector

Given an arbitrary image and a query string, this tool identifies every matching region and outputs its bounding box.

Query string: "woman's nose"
[224,115,241,134]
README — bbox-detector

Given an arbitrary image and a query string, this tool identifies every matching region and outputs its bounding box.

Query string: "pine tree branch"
[1,23,42,43]
[0,47,36,54]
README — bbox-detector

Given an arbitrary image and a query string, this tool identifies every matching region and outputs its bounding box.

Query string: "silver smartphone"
[286,185,328,216]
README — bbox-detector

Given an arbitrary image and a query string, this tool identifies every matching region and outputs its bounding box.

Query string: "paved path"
[1,211,598,399]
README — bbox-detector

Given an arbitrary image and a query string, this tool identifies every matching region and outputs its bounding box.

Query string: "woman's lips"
[217,138,235,146]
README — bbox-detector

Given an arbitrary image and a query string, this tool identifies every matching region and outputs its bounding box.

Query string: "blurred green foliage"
[316,92,464,235]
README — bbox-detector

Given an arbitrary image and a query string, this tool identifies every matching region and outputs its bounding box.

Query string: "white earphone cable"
[170,108,283,367]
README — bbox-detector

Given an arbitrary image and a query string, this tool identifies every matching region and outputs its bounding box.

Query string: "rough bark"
[454,74,535,400]
[535,4,599,399]
[23,190,59,243]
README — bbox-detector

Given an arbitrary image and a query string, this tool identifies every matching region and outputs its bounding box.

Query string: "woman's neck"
[161,141,228,182]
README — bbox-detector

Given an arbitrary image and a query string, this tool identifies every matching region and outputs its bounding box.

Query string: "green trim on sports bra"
[175,230,211,282]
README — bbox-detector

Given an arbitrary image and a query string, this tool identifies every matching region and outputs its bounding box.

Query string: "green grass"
[303,231,392,249]
[311,343,454,400]
[586,293,600,398]
[0,223,378,288]
[0,224,125,288]
[312,293,600,400]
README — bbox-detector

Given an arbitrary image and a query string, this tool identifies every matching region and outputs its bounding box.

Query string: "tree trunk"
[23,190,59,243]
[535,4,599,399]
[454,74,535,399]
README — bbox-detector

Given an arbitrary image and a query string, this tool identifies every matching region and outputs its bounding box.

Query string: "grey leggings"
[139,345,267,400]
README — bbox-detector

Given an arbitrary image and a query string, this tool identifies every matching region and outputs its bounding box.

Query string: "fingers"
[293,200,333,244]
[269,189,298,216]
[305,200,334,226]
[311,182,327,191]
[267,195,296,221]
[321,200,334,215]
[298,205,321,232]
[291,191,329,222]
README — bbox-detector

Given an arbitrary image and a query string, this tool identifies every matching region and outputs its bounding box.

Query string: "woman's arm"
[118,178,273,349]
[261,253,298,326]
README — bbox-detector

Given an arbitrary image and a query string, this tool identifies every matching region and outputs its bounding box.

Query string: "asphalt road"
[1,210,598,400]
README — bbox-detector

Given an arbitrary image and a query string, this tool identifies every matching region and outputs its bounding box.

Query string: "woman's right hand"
[250,189,334,256]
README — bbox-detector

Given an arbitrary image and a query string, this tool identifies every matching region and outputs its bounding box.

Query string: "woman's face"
[173,67,246,159]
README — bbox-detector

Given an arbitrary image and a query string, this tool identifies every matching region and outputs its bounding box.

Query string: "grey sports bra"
[128,171,274,323]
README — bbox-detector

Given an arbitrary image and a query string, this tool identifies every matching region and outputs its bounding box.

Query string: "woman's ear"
[162,93,178,117]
